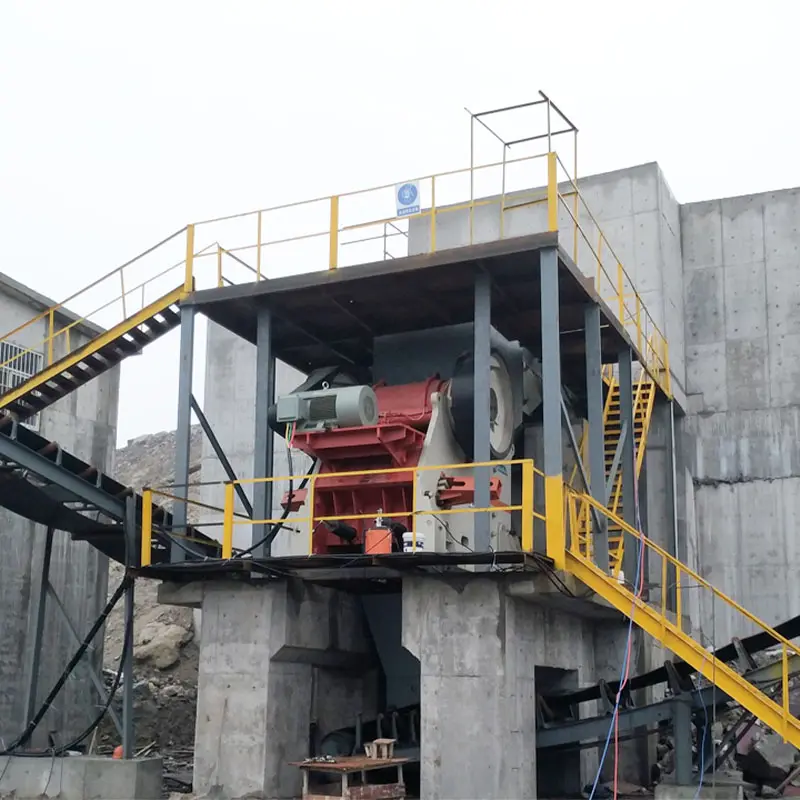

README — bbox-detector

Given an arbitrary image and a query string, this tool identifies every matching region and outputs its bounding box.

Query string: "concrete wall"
[682,187,800,641]
[199,321,311,556]
[0,287,118,749]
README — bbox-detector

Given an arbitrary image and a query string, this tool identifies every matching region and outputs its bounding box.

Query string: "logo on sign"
[396,181,420,217]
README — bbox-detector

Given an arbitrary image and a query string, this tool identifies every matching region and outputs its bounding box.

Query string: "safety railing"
[562,488,800,742]
[0,147,671,400]
[139,459,545,567]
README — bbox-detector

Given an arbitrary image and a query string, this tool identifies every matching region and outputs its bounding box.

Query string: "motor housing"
[275,385,378,432]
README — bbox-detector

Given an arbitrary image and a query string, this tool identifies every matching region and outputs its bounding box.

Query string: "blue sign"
[395,181,420,217]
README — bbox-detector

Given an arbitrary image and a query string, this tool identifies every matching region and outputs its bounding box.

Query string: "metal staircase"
[572,369,656,574]
[563,489,800,748]
[0,286,184,423]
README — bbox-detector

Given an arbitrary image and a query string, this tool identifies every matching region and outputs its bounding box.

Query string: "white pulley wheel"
[489,353,514,458]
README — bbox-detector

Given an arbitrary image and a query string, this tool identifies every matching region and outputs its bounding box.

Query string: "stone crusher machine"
[270,328,545,556]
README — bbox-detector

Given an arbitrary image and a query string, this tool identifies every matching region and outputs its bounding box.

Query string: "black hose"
[236,458,317,558]
[1,575,133,754]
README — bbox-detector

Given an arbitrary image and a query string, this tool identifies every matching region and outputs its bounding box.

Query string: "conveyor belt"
[543,613,800,709]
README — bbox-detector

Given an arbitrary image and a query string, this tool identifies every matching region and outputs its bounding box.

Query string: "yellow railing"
[140,459,545,567]
[562,488,800,742]
[0,148,670,399]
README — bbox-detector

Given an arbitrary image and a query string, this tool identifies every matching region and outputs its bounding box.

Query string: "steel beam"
[618,349,637,582]
[584,305,608,572]
[253,305,275,557]
[190,394,253,518]
[673,694,693,785]
[540,248,564,567]
[172,305,196,562]
[473,270,491,552]
[123,496,135,757]
[667,399,679,612]
[0,432,125,519]
[25,526,53,726]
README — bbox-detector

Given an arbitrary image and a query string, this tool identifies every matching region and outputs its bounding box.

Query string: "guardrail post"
[141,489,152,567]
[256,210,263,280]
[430,176,437,253]
[216,245,223,288]
[47,309,55,365]
[541,247,565,568]
[184,224,195,292]
[521,460,534,552]
[547,152,558,232]
[307,475,317,555]
[223,482,234,559]
[329,196,339,270]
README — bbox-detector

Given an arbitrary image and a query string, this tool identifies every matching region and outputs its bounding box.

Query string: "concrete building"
[185,157,800,798]
[0,272,118,748]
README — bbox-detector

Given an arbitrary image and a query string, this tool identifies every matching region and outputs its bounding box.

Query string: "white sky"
[1,1,798,446]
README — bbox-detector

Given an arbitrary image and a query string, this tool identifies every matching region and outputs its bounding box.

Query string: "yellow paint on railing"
[329,196,339,270]
[522,459,534,552]
[141,489,152,567]
[547,152,558,232]
[222,482,234,559]
[256,210,263,281]
[184,224,195,292]
[545,474,565,569]
[430,176,437,252]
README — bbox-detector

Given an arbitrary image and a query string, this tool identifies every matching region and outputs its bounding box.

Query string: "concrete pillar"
[402,576,537,800]
[193,581,376,800]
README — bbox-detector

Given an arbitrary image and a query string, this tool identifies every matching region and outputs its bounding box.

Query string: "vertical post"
[329,196,339,270]
[256,210,263,280]
[547,152,558,232]
[672,695,693,787]
[223,482,234,559]
[619,348,637,582]
[473,269,491,552]
[666,399,679,611]
[141,490,152,567]
[120,269,127,318]
[430,176,437,252]
[216,245,223,287]
[184,224,195,292]
[47,309,55,365]
[123,496,136,758]
[541,248,565,568]
[521,459,534,552]
[172,305,195,562]
[585,305,608,573]
[253,305,275,557]
[25,526,54,725]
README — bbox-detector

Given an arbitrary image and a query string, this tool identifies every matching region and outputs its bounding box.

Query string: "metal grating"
[0,340,43,430]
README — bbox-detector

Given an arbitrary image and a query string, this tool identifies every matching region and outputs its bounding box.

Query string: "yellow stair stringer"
[564,549,800,747]
[0,285,186,412]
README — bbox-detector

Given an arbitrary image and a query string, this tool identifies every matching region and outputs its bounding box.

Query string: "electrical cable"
[588,431,646,800]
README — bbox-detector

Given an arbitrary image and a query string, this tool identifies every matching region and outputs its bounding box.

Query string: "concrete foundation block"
[0,755,162,799]
[192,580,375,800]
[655,781,744,800]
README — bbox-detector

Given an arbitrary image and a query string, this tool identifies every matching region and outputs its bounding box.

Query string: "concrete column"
[540,248,564,566]
[585,304,608,572]
[253,306,275,557]
[173,305,196,562]
[473,270,491,551]
[193,581,375,800]
[402,576,537,800]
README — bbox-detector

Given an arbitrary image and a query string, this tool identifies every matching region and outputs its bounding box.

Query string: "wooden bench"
[289,756,409,800]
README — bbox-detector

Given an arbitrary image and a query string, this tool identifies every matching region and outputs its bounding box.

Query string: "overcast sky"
[1,1,798,445]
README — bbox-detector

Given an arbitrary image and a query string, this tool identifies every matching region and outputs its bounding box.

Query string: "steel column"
[618,348,637,583]
[667,399,679,611]
[253,305,275,557]
[25,526,53,726]
[585,304,608,572]
[541,248,564,567]
[473,270,491,552]
[172,305,196,562]
[672,695,693,786]
[123,496,135,758]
